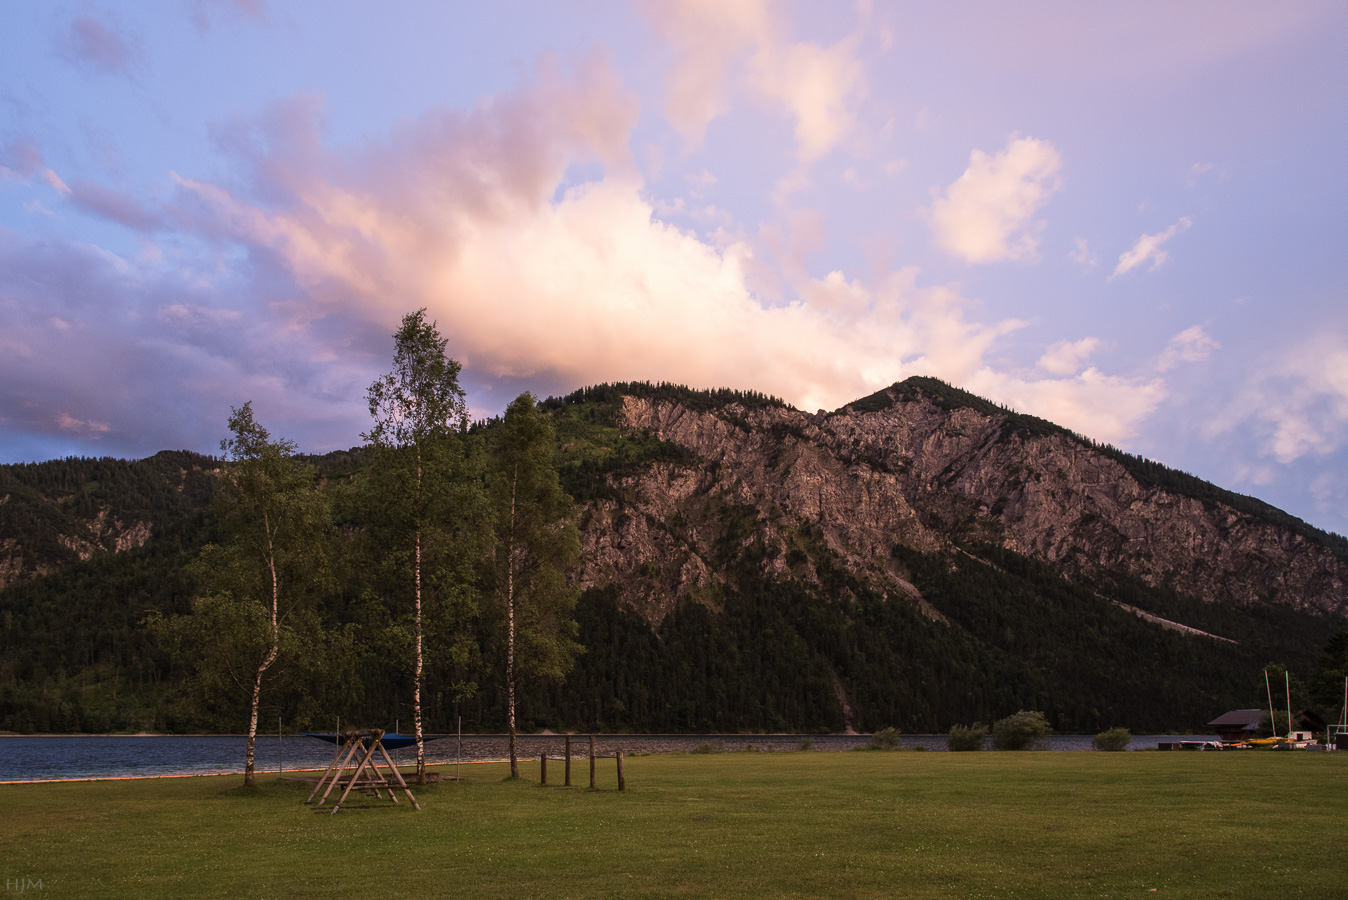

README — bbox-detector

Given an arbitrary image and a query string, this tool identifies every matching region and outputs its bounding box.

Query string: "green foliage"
[0,451,216,587]
[490,393,582,687]
[1092,727,1132,751]
[992,710,1052,750]
[866,726,901,750]
[364,308,468,448]
[947,723,987,751]
[361,309,483,779]
[149,404,335,781]
[1309,629,1348,719]
[543,381,789,415]
[1257,710,1292,739]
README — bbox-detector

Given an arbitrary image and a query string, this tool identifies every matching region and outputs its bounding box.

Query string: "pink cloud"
[60,14,144,78]
[68,179,163,231]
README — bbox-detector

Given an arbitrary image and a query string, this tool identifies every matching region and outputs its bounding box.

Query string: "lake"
[0,732,1218,782]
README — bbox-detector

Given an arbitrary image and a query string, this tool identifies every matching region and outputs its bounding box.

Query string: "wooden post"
[617,749,625,791]
[332,737,379,813]
[589,735,596,790]
[316,736,362,806]
[565,735,572,787]
[374,739,420,811]
[541,753,548,785]
[306,739,347,804]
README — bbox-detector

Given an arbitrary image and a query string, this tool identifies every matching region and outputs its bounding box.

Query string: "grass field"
[3,749,1344,898]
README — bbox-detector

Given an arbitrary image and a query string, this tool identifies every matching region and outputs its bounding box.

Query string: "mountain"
[0,451,217,590]
[1,377,1344,734]
[562,378,1346,621]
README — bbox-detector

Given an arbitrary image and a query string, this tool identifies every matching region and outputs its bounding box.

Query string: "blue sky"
[2,1,1347,536]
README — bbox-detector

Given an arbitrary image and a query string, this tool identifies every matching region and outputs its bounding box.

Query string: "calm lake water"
[0,732,1216,782]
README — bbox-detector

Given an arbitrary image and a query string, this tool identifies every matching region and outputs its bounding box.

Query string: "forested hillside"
[2,378,1345,736]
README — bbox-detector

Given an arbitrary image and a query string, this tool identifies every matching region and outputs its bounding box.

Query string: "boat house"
[1207,709,1262,743]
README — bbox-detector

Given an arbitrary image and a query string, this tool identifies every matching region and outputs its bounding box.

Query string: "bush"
[867,726,902,750]
[991,710,1051,750]
[947,723,988,751]
[691,740,723,754]
[1093,727,1132,751]
[1258,711,1291,738]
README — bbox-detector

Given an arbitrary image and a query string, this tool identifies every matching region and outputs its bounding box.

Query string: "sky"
[2,2,1347,537]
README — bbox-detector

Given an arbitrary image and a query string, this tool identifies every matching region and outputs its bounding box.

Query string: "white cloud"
[1070,236,1097,269]
[1186,161,1214,187]
[968,367,1167,445]
[1209,335,1348,463]
[1037,337,1100,376]
[1112,216,1192,278]
[168,70,1161,445]
[0,54,1176,462]
[747,35,866,162]
[928,136,1063,265]
[638,0,866,161]
[637,0,772,146]
[1157,325,1219,372]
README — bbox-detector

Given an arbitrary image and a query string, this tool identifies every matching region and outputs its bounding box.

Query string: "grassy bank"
[3,750,1344,898]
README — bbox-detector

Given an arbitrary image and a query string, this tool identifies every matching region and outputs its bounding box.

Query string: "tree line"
[147,310,578,785]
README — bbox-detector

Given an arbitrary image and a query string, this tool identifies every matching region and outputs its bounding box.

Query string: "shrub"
[691,740,723,754]
[1258,711,1291,738]
[867,726,902,750]
[947,723,988,751]
[796,737,813,752]
[1093,727,1132,751]
[991,710,1051,750]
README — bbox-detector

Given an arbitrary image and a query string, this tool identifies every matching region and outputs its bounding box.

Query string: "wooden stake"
[589,735,596,790]
[375,739,420,811]
[540,753,548,785]
[316,737,363,806]
[616,749,625,792]
[306,739,346,804]
[565,735,571,787]
[332,737,379,814]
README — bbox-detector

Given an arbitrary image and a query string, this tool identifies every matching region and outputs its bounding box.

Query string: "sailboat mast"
[1285,671,1293,739]
[1265,669,1277,738]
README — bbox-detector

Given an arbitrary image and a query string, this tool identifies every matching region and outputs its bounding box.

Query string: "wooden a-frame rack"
[304,728,420,814]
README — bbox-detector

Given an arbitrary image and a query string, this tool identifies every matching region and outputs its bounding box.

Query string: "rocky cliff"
[570,378,1347,624]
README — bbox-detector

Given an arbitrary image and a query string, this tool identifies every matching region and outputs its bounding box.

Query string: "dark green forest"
[1,381,1344,737]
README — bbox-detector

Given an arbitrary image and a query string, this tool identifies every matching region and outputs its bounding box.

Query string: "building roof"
[1207,709,1263,728]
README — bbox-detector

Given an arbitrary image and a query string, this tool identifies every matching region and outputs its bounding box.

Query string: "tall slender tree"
[364,309,469,783]
[148,402,331,786]
[489,393,581,777]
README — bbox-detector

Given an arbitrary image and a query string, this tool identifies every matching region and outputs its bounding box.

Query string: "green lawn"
[3,750,1344,898]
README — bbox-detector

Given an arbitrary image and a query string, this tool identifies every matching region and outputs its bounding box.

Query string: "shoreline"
[1,758,505,786]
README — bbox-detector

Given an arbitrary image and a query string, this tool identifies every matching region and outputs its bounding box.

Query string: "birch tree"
[489,393,581,777]
[150,402,330,786]
[364,309,470,783]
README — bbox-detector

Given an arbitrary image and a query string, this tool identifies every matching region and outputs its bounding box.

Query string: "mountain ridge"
[1,376,1344,734]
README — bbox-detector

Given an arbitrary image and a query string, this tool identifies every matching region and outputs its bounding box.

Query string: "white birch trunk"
[246,514,281,787]
[507,463,519,778]
[414,447,426,784]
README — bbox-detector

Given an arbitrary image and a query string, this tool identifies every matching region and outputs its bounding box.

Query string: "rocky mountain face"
[0,452,216,590]
[572,378,1347,626]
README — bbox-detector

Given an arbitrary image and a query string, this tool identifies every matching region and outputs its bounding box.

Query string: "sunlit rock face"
[571,382,1346,623]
